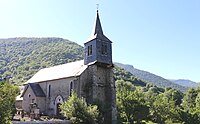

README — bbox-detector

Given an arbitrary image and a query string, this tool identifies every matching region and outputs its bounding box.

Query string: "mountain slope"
[114,62,188,92]
[170,79,198,88]
[0,37,148,88]
[0,37,189,92]
[0,37,84,84]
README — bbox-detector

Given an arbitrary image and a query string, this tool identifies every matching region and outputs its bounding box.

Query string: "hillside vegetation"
[113,66,200,123]
[170,79,198,88]
[0,37,189,93]
[115,62,188,92]
[1,37,200,123]
[0,38,84,84]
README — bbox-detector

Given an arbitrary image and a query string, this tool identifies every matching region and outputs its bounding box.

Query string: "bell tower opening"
[101,42,108,55]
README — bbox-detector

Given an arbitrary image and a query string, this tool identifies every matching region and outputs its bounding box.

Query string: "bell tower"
[84,10,117,124]
[84,10,112,66]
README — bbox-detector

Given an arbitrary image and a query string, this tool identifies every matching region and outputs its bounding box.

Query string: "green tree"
[163,88,183,106]
[183,88,198,112]
[0,81,20,124]
[149,94,182,124]
[60,92,100,124]
[116,80,150,124]
[182,88,200,123]
[178,109,200,124]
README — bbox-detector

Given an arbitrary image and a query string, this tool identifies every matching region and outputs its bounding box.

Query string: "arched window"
[55,95,64,116]
[101,43,107,55]
[48,84,51,98]
[88,45,92,56]
[70,81,73,96]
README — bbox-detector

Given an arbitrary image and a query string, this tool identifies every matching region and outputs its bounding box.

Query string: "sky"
[0,0,200,82]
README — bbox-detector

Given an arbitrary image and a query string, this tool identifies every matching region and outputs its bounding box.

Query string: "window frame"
[48,84,51,98]
[87,45,92,56]
[101,43,108,55]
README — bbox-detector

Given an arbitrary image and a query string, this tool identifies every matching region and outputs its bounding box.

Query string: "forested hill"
[1,37,200,123]
[115,62,188,92]
[170,79,198,88]
[0,38,84,84]
[0,37,188,92]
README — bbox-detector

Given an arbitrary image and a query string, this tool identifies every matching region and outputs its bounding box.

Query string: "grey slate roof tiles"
[29,83,46,97]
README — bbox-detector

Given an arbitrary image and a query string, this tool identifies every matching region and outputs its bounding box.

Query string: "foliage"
[0,81,20,124]
[115,76,197,124]
[149,94,182,123]
[163,88,183,106]
[0,38,84,84]
[115,62,189,92]
[116,80,150,124]
[183,88,198,112]
[60,92,100,124]
[182,87,200,123]
[114,66,147,87]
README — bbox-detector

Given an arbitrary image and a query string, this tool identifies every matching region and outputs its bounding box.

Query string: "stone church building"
[21,10,117,123]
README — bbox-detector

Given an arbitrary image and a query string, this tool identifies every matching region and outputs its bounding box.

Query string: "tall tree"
[116,80,150,123]
[163,88,183,106]
[149,94,182,123]
[183,88,198,112]
[0,81,20,124]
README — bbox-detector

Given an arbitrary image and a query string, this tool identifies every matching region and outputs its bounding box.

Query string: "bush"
[60,92,100,124]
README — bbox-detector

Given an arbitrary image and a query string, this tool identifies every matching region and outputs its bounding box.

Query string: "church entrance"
[56,103,62,116]
[55,95,63,116]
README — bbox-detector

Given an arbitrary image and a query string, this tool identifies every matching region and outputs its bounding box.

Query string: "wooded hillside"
[0,38,83,84]
[0,37,189,93]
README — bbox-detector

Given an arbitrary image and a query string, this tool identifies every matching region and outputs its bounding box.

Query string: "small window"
[48,85,51,97]
[88,45,92,56]
[70,81,73,96]
[28,93,31,98]
[101,44,108,55]
[32,99,35,103]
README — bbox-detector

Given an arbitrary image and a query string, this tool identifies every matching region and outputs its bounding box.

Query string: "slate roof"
[93,10,103,36]
[25,60,87,84]
[29,83,46,97]
[21,83,46,97]
[86,10,112,43]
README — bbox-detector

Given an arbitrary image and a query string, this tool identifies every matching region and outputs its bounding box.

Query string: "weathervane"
[96,4,99,11]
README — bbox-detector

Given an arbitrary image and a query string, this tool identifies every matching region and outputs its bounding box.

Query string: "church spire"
[92,10,103,36]
[84,9,112,65]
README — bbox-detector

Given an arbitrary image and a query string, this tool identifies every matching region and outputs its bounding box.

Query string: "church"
[21,10,117,123]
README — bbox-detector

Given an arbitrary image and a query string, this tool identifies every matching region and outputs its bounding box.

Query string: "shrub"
[60,92,100,124]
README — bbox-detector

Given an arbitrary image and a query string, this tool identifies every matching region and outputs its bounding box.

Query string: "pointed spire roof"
[92,10,103,35]
[86,10,111,43]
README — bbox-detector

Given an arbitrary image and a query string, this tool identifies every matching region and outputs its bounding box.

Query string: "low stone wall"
[12,120,71,124]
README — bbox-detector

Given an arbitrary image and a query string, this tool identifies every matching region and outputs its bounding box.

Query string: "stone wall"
[16,100,22,109]
[80,64,117,124]
[22,86,37,114]
[39,77,76,116]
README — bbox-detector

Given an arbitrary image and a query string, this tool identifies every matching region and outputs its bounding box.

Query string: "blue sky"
[0,0,200,82]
